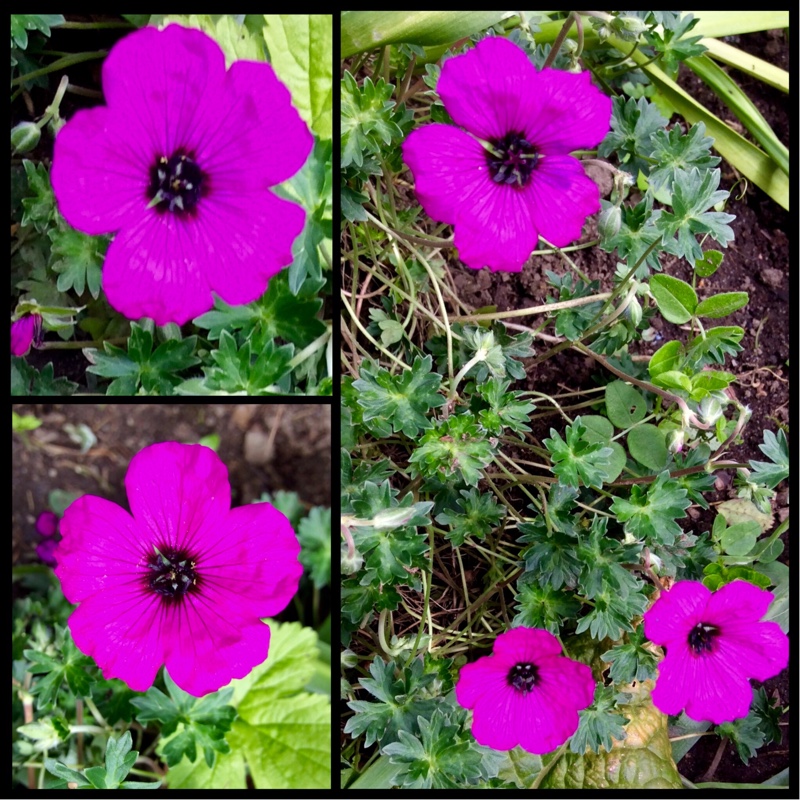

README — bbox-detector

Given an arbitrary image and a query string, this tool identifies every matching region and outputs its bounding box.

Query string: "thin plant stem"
[11,51,107,87]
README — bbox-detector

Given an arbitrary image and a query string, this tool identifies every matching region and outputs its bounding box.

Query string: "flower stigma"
[486,132,539,188]
[687,621,719,655]
[146,544,199,601]
[148,152,206,214]
[507,661,539,693]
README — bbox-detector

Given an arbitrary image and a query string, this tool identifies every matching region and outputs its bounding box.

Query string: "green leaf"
[627,424,669,471]
[598,96,667,177]
[86,322,200,395]
[353,355,444,438]
[11,358,77,396]
[11,14,64,49]
[262,15,332,140]
[694,249,724,277]
[544,417,614,490]
[649,274,698,324]
[409,413,494,487]
[601,627,659,684]
[605,380,647,429]
[643,13,706,75]
[131,671,235,768]
[748,429,788,489]
[383,708,490,788]
[24,633,95,710]
[160,15,264,64]
[685,325,744,367]
[610,472,691,546]
[647,122,720,194]
[435,488,506,547]
[655,167,735,266]
[165,622,330,789]
[576,516,643,601]
[717,712,765,765]
[512,580,581,635]
[648,341,683,379]
[48,224,107,299]
[193,271,324,346]
[476,378,536,436]
[21,159,56,232]
[344,656,438,748]
[298,506,331,588]
[518,520,582,592]
[571,686,630,754]
[12,411,42,432]
[695,291,748,319]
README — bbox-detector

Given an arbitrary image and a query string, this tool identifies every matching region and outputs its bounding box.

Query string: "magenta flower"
[54,442,302,696]
[455,627,595,754]
[403,37,611,272]
[10,314,41,356]
[644,580,788,724]
[51,24,312,325]
[37,538,59,568]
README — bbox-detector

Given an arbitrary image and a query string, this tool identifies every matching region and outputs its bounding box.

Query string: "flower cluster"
[52,24,312,325]
[403,36,611,272]
[457,581,787,754]
[55,442,302,696]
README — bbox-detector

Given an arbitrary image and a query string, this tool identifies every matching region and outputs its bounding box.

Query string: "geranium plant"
[340,10,789,791]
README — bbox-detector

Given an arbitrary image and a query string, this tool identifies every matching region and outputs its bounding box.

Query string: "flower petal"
[494,627,563,663]
[704,579,773,625]
[51,107,153,236]
[68,587,165,692]
[101,24,226,157]
[163,598,272,697]
[56,495,151,604]
[403,123,488,225]
[644,581,710,645]
[200,60,313,190]
[683,648,754,724]
[10,315,37,356]
[194,189,306,308]
[650,644,694,717]
[124,442,231,552]
[524,154,601,247]
[456,654,506,710]
[527,69,612,154]
[100,211,215,325]
[197,502,302,619]
[716,621,788,683]
[437,37,542,141]
[469,680,525,751]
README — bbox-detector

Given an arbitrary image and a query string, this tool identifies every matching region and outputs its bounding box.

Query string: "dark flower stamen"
[146,545,199,601]
[507,661,539,694]
[687,621,719,654]
[148,152,206,214]
[486,132,539,188]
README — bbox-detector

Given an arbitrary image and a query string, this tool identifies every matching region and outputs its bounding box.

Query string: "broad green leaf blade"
[699,37,788,93]
[686,11,789,38]
[263,15,332,140]
[627,424,669,471]
[683,54,788,175]
[341,11,509,58]
[695,291,748,319]
[605,380,647,429]
[649,274,698,324]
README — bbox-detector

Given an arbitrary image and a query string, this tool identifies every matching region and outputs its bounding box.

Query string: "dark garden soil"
[12,403,332,570]
[396,29,791,785]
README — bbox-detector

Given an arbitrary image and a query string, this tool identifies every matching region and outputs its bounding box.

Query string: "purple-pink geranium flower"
[403,37,611,272]
[51,24,312,325]
[54,442,302,696]
[11,314,42,356]
[644,580,788,724]
[455,627,594,754]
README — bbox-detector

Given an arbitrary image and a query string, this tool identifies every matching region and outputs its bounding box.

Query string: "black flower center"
[148,152,206,214]
[146,546,199,602]
[507,661,539,694]
[486,132,539,188]
[687,621,719,655]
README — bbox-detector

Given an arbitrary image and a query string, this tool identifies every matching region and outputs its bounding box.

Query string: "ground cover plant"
[12,404,332,789]
[340,11,790,790]
[11,14,332,395]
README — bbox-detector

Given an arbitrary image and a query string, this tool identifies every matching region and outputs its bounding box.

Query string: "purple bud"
[36,510,59,538]
[36,538,59,567]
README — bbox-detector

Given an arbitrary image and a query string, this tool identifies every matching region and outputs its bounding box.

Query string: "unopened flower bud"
[11,121,41,153]
[666,429,684,454]
[617,15,647,35]
[598,204,622,239]
[699,396,723,425]
[341,542,363,575]
[341,649,359,669]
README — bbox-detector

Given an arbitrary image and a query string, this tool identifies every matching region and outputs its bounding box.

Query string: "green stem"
[11,51,108,87]
[543,12,577,69]
[532,740,570,789]
[58,21,134,29]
